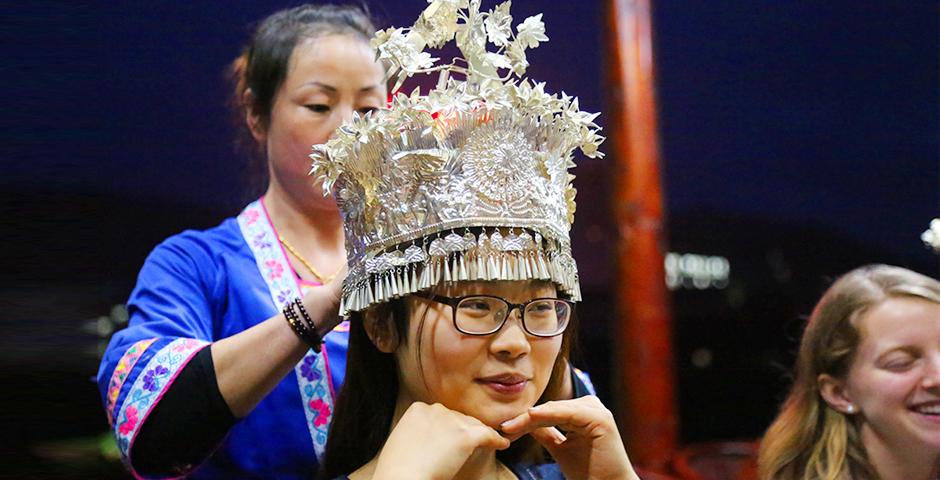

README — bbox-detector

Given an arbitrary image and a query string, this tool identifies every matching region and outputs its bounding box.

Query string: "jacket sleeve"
[131,346,237,477]
[96,234,231,478]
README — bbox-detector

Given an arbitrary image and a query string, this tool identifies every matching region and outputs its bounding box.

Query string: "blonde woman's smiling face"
[845,297,940,454]
[394,281,564,428]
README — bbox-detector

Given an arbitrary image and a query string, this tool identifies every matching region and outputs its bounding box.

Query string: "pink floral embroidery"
[119,405,138,435]
[265,260,284,280]
[309,399,331,427]
[172,338,202,352]
[115,357,131,375]
[108,358,133,405]
[106,338,156,424]
[239,199,333,456]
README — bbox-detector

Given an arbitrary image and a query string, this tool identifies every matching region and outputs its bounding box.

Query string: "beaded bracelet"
[295,298,324,353]
[283,300,322,353]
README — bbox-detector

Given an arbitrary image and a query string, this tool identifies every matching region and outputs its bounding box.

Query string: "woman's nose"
[337,103,356,124]
[922,353,940,390]
[490,311,531,359]
[326,105,356,142]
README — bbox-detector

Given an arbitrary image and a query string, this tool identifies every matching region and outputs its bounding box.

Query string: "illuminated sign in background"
[665,252,730,290]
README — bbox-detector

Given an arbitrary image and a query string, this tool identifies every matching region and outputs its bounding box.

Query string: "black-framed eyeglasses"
[412,292,573,337]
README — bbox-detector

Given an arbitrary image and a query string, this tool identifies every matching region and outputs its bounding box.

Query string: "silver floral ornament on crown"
[310,0,603,315]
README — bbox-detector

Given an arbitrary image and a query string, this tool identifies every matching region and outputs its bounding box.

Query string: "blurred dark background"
[4,1,937,477]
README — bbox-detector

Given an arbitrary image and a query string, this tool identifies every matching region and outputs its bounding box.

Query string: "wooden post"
[605,0,678,470]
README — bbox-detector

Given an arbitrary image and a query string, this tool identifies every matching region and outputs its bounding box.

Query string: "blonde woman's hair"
[758,264,940,480]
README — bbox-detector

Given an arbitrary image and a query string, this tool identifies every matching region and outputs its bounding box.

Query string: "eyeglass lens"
[455,296,569,335]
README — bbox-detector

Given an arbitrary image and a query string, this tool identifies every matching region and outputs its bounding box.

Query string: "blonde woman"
[759,264,940,480]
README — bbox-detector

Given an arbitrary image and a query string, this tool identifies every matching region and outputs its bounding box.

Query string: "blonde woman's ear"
[818,373,856,414]
[363,309,399,353]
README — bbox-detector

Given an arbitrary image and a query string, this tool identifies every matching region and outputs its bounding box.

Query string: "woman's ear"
[818,373,856,414]
[243,88,266,143]
[363,308,399,353]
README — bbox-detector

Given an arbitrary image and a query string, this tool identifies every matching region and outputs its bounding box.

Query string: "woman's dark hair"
[229,4,377,195]
[318,299,408,479]
[320,282,577,479]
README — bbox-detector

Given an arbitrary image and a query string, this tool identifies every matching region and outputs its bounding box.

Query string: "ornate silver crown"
[310,0,603,315]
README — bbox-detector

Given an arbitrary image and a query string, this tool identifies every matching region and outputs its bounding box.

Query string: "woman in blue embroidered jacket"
[96,4,593,479]
[96,5,385,478]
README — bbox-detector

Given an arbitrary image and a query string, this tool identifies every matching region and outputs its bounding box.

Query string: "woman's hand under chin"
[500,395,640,480]
[371,402,511,480]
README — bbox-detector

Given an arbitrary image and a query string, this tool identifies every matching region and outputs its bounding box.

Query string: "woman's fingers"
[300,264,349,335]
[409,402,510,451]
[450,406,511,451]
[323,264,347,301]
[501,398,639,480]
[472,424,512,451]
[529,426,567,446]
[374,402,512,479]
[499,410,535,442]
[500,396,613,439]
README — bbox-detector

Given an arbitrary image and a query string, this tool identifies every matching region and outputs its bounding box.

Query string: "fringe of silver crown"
[339,227,580,316]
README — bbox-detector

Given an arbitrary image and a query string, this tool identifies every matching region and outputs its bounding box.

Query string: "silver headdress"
[310,0,604,315]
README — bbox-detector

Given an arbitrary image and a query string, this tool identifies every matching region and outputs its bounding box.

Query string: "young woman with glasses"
[320,277,639,479]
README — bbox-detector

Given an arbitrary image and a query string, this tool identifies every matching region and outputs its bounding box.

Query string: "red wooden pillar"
[605,0,678,470]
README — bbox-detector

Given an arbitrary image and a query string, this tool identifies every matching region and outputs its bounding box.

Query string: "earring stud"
[846,405,855,413]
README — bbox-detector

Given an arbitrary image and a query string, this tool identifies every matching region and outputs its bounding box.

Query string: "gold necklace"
[277,235,343,284]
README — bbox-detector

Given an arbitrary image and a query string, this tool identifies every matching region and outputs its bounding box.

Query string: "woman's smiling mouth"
[910,400,940,422]
[477,373,529,395]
